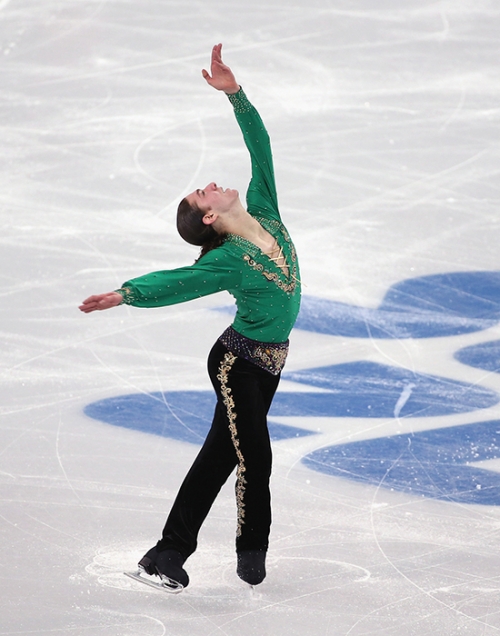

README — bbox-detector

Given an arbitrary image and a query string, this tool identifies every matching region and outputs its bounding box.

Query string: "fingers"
[79,295,100,312]
[201,68,212,84]
[79,302,96,313]
[79,292,121,313]
[210,43,224,71]
[79,294,99,307]
[203,44,229,87]
[211,43,222,64]
[203,44,222,83]
[203,44,237,92]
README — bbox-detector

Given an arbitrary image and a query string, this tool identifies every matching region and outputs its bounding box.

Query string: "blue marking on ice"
[215,271,500,338]
[280,361,499,417]
[84,391,316,444]
[303,420,500,506]
[296,271,500,338]
[455,339,500,373]
[84,360,498,441]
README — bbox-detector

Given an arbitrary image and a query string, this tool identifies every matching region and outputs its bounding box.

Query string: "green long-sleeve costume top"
[117,88,301,344]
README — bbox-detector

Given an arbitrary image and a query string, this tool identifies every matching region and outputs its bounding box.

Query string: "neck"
[213,204,267,243]
[216,209,278,255]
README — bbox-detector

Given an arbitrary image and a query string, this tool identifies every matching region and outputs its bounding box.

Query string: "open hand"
[79,291,123,313]
[202,43,240,94]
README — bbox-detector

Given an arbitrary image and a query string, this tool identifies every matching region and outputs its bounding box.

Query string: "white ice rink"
[2,0,500,634]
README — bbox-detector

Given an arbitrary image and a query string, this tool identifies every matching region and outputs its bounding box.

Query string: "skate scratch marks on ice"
[394,382,416,418]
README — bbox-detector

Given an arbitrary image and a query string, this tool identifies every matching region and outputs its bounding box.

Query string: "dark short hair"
[176,197,226,261]
[176,197,218,246]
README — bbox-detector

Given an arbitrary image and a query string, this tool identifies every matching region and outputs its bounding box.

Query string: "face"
[186,182,239,214]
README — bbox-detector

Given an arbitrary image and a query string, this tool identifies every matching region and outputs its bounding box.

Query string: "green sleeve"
[116,248,242,308]
[227,88,280,222]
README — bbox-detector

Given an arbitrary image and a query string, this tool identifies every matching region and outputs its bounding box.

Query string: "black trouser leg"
[157,340,280,560]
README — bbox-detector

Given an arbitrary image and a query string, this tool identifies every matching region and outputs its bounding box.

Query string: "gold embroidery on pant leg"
[217,352,247,537]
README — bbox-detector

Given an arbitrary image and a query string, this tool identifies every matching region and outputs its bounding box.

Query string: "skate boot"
[138,546,158,575]
[237,549,266,585]
[155,549,189,589]
[136,546,189,590]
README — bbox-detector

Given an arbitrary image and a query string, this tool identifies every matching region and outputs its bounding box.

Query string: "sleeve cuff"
[115,287,134,305]
[227,87,252,113]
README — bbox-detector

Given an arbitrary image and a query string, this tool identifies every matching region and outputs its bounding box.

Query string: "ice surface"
[2,1,500,634]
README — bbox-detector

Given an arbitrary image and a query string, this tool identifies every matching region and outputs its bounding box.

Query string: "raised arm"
[203,44,280,222]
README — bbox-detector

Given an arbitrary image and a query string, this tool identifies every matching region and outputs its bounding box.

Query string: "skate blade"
[124,568,184,594]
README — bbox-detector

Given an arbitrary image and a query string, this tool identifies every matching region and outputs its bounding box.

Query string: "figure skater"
[80,43,301,589]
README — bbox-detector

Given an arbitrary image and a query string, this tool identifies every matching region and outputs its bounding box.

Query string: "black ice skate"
[237,549,266,586]
[125,547,189,593]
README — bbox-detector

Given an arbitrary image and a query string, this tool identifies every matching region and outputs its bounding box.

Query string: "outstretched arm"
[202,44,240,94]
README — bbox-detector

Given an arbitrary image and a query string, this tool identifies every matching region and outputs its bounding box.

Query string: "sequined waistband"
[218,326,289,376]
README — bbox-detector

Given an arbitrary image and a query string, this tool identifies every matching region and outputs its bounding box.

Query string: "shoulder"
[195,241,244,268]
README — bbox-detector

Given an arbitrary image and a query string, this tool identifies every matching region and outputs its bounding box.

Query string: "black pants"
[156,340,281,560]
